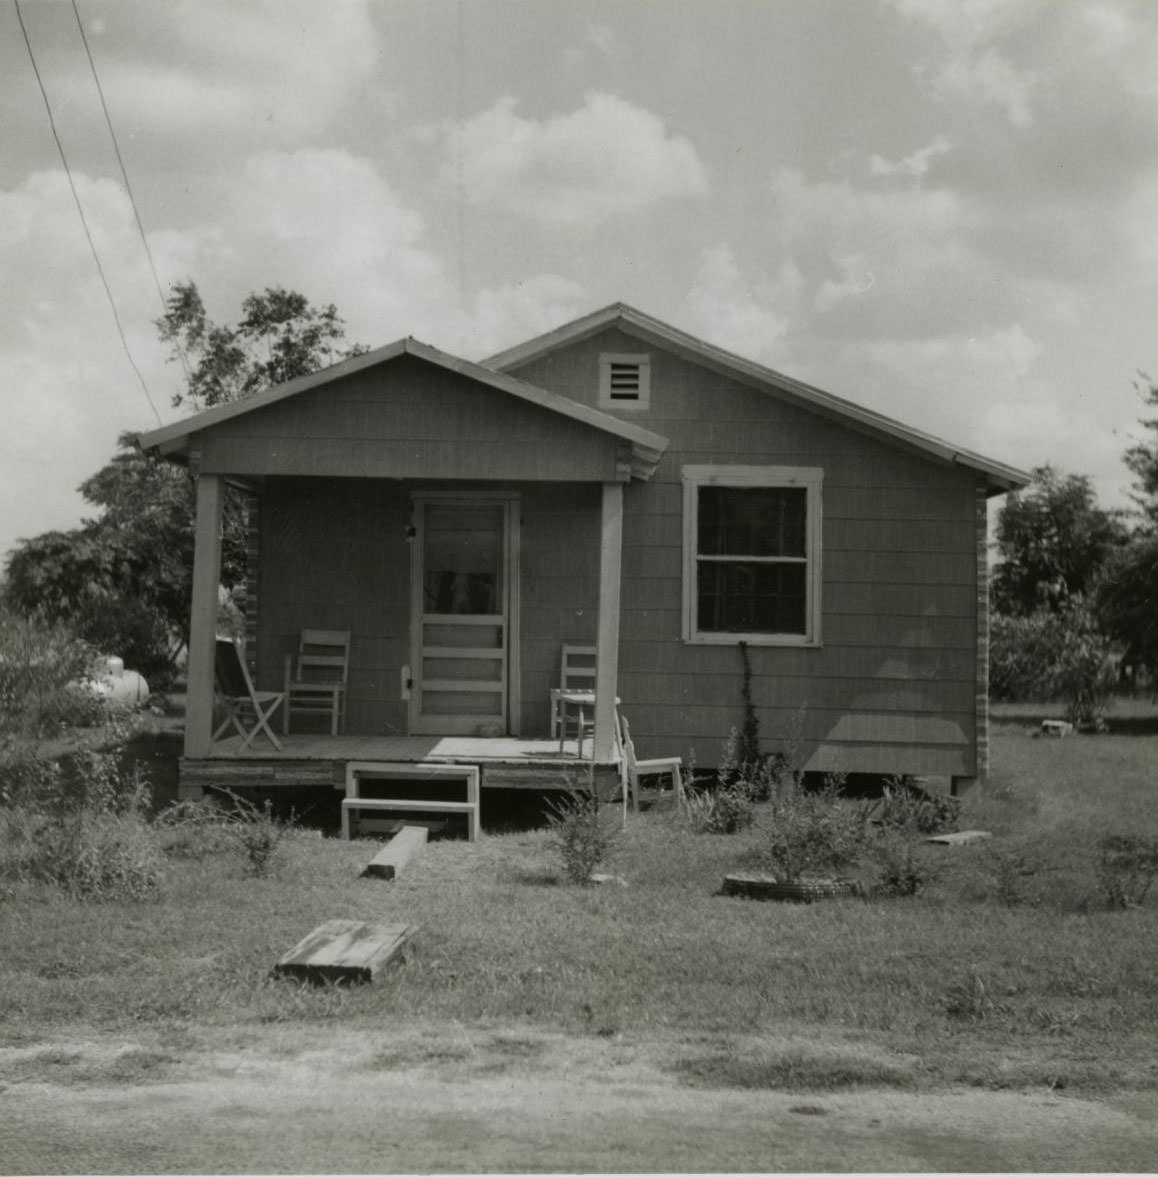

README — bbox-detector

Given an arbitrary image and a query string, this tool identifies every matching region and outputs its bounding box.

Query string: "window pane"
[697,561,807,634]
[698,487,806,557]
[423,504,502,614]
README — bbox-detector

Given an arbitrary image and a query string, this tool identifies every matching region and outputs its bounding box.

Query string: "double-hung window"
[682,465,822,646]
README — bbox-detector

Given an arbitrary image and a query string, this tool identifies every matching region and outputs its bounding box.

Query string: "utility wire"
[13,0,162,425]
[70,0,190,381]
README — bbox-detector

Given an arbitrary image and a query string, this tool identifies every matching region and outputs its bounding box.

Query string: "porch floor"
[182,733,621,798]
[208,733,608,765]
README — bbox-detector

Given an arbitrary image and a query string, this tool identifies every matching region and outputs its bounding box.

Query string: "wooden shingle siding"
[257,477,411,736]
[198,358,625,482]
[518,484,600,734]
[509,329,983,777]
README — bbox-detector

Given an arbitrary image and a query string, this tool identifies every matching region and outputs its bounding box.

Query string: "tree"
[1096,536,1158,686]
[1123,373,1158,529]
[991,465,1126,616]
[4,282,363,680]
[158,281,364,410]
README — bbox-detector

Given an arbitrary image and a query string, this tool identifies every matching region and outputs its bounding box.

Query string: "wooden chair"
[550,644,597,753]
[283,629,351,735]
[619,714,684,812]
[213,637,285,751]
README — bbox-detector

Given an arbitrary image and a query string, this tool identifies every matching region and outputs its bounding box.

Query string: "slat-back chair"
[619,714,684,812]
[283,629,351,735]
[550,644,597,753]
[214,637,285,751]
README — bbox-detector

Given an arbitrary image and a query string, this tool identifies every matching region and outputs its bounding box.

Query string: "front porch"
[180,733,622,799]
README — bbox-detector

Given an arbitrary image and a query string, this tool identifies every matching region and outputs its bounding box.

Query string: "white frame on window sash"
[681,464,823,647]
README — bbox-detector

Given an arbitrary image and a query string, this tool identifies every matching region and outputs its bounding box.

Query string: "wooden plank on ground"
[925,829,992,846]
[362,825,428,880]
[273,920,417,984]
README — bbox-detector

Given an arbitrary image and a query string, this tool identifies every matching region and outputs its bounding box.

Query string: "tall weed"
[545,788,616,884]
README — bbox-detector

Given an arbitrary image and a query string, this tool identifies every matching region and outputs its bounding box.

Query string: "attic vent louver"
[599,353,651,410]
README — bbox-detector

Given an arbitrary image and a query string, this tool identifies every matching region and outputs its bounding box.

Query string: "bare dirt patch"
[4,1022,1158,1173]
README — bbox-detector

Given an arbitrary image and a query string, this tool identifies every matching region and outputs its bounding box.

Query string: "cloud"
[437,92,709,226]
[686,244,799,364]
[69,0,382,147]
[893,0,1039,126]
[868,135,953,179]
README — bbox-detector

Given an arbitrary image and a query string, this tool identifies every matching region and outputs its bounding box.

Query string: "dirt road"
[4,1024,1157,1172]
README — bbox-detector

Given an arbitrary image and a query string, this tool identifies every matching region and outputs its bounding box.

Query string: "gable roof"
[134,335,668,480]
[485,302,1029,495]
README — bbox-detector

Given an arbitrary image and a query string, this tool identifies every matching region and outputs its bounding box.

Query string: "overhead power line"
[13,0,163,425]
[70,0,190,381]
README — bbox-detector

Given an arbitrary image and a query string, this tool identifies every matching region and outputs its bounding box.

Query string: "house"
[135,303,1028,805]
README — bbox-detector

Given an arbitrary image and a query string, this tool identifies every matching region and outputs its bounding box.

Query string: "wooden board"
[925,829,992,846]
[361,826,428,880]
[274,920,417,984]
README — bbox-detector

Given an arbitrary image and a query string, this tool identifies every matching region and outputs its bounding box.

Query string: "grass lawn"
[4,714,1158,1097]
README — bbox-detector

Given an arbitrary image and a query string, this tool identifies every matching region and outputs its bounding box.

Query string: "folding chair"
[214,637,285,751]
[282,629,350,735]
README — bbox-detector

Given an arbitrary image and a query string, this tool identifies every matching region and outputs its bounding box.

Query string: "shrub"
[545,789,615,884]
[871,830,933,897]
[154,798,237,857]
[0,609,96,739]
[214,790,298,877]
[752,774,872,883]
[684,779,755,835]
[36,808,162,901]
[1095,833,1158,909]
[1,740,161,901]
[983,845,1038,908]
[876,778,960,836]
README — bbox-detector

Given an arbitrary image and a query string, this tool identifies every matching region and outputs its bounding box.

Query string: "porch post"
[594,481,624,761]
[185,472,223,758]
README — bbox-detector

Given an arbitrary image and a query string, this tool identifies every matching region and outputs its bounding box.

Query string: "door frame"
[408,490,521,736]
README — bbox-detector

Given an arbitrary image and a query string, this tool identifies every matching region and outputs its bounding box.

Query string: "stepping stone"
[925,829,992,845]
[274,920,417,985]
[361,825,427,880]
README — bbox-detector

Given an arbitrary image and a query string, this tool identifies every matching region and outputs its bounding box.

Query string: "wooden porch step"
[342,797,480,840]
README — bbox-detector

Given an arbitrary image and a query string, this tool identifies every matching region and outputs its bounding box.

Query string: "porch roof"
[486,303,1030,496]
[134,336,669,481]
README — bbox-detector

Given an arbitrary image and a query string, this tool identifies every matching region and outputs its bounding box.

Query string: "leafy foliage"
[1095,535,1158,686]
[0,608,98,740]
[158,281,365,411]
[1123,373,1158,527]
[4,282,363,680]
[991,465,1126,616]
[989,598,1117,724]
[2,437,246,683]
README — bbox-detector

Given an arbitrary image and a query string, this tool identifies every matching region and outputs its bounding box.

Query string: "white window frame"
[681,465,823,647]
[598,353,651,411]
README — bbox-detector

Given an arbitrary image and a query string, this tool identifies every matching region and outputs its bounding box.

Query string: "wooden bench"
[343,761,480,841]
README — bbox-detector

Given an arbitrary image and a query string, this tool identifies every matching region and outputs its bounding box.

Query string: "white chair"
[213,637,285,751]
[550,644,597,753]
[619,714,684,812]
[283,629,350,735]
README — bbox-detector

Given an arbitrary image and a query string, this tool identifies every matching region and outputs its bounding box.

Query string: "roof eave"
[485,303,1031,493]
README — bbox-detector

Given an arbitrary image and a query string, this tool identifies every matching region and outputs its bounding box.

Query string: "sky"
[3,0,1157,563]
